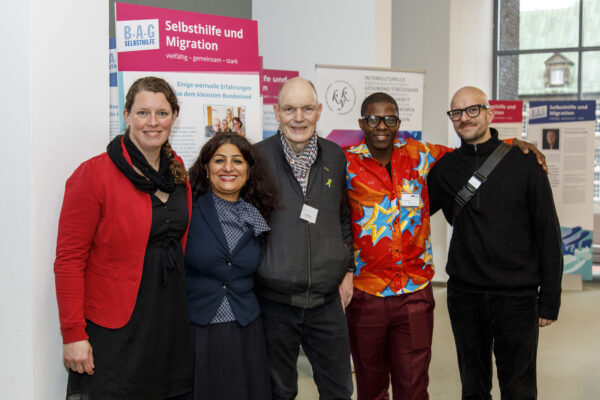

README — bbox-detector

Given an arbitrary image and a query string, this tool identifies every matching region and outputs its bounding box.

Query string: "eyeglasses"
[446,104,488,121]
[279,105,318,116]
[362,115,400,128]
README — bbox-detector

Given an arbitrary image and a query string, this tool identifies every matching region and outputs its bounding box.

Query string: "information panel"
[315,65,424,147]
[115,3,262,167]
[261,69,298,139]
[489,100,523,140]
[528,100,596,280]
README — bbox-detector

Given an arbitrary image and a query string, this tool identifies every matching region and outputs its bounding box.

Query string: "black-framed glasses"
[362,115,400,128]
[446,104,488,121]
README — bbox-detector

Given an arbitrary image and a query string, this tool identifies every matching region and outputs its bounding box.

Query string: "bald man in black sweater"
[428,86,562,400]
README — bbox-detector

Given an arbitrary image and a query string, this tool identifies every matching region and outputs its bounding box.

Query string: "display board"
[528,100,596,280]
[489,100,523,140]
[315,65,424,147]
[115,3,261,167]
[109,38,119,140]
[261,68,298,138]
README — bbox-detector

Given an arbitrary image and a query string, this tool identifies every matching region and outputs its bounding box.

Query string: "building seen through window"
[494,0,600,203]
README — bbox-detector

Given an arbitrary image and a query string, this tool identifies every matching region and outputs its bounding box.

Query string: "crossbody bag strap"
[451,142,512,225]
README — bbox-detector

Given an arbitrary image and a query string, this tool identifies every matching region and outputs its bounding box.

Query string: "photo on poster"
[205,105,246,138]
[542,128,560,150]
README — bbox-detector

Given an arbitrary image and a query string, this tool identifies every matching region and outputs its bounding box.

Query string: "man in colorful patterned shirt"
[345,92,450,400]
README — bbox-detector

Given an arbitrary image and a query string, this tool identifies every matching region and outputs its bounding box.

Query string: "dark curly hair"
[189,133,277,221]
[124,76,188,184]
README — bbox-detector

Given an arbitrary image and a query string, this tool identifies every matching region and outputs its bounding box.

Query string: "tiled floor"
[297,281,600,399]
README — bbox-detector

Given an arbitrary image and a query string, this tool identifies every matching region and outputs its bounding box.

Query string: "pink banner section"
[489,100,523,123]
[115,2,259,72]
[261,69,299,104]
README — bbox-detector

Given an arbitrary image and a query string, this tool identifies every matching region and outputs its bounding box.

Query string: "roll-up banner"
[315,65,424,147]
[528,100,596,281]
[261,69,299,139]
[109,38,119,140]
[489,100,523,140]
[115,2,261,168]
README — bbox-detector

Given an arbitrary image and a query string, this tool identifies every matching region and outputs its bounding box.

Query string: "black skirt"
[67,185,192,400]
[188,318,271,400]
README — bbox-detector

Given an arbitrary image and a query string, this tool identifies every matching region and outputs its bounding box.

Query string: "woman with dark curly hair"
[184,133,276,399]
[54,76,192,399]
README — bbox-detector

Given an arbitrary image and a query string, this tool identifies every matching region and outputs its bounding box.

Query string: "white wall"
[0,1,108,399]
[32,0,108,396]
[448,0,494,146]
[252,0,382,80]
[391,0,453,280]
[1,0,34,397]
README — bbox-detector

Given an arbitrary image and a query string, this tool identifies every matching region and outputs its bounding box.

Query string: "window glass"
[550,69,564,85]
[583,0,600,46]
[518,0,580,50]
[518,52,578,96]
[582,51,600,95]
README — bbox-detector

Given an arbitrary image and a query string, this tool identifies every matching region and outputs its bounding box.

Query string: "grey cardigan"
[255,133,353,308]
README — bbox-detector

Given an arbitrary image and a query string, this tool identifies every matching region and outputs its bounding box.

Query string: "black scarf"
[107,134,176,193]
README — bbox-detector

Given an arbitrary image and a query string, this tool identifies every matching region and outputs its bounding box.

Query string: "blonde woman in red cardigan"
[54,77,193,400]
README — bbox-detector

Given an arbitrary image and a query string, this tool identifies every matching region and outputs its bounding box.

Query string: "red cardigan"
[54,144,191,344]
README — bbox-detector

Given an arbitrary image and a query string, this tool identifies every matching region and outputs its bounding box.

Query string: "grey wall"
[391,0,450,145]
[391,0,451,280]
[109,0,252,36]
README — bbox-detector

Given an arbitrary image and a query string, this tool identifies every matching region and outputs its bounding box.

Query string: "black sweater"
[428,129,563,319]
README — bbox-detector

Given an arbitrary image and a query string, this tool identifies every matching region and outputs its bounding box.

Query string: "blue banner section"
[528,100,596,124]
[109,38,118,87]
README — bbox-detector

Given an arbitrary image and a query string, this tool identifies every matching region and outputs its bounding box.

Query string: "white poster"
[119,72,260,168]
[528,100,596,280]
[315,65,424,147]
[115,3,262,168]
[489,100,523,141]
[109,38,119,140]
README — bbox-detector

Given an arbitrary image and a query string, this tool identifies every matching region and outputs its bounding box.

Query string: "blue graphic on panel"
[109,38,118,87]
[561,226,593,281]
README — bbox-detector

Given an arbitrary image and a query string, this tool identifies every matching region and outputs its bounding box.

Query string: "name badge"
[300,204,319,223]
[400,193,420,207]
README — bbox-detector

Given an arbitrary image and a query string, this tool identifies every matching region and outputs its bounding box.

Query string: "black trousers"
[259,295,353,400]
[447,287,539,400]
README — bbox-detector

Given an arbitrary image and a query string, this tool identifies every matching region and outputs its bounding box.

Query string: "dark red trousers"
[346,285,435,400]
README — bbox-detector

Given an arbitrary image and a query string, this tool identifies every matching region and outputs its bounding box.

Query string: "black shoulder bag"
[451,142,511,225]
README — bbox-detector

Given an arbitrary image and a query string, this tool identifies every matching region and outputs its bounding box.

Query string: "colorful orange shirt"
[345,138,451,296]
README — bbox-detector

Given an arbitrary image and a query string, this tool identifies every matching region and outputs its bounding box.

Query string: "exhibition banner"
[315,65,424,147]
[115,3,261,167]
[528,100,596,280]
[262,69,298,138]
[115,2,259,72]
[109,38,119,140]
[489,100,523,140]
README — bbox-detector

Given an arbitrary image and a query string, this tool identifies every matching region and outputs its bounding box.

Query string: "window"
[494,0,600,101]
[550,69,565,86]
[494,0,600,202]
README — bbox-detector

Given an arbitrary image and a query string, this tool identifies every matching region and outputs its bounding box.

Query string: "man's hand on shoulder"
[339,272,354,311]
[512,137,548,173]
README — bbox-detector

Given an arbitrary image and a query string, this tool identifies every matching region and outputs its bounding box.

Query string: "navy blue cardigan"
[184,192,261,327]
